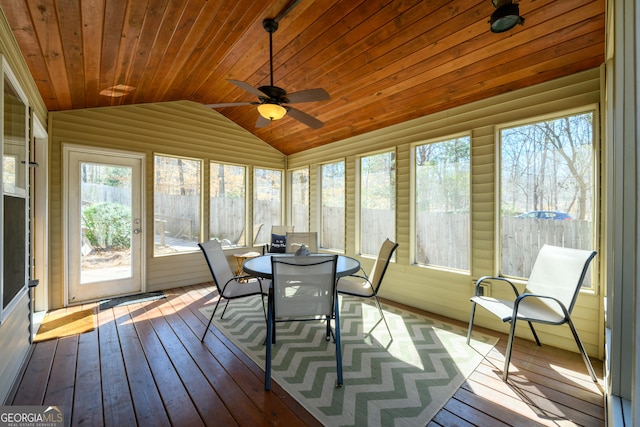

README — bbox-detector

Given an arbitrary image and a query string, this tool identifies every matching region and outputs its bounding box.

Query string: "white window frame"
[288,166,310,232]
[318,159,346,252]
[356,149,396,257]
[410,132,471,272]
[253,166,284,246]
[0,57,30,323]
[153,153,203,257]
[495,105,600,292]
[209,161,247,247]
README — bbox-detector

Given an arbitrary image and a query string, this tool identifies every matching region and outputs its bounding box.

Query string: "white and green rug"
[200,296,496,427]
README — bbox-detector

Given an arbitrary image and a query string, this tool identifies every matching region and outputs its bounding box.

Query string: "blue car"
[517,210,574,220]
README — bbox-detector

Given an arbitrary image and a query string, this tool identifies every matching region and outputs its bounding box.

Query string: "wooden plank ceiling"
[1,0,605,155]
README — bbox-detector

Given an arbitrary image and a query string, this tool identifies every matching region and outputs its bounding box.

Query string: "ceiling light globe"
[258,103,287,121]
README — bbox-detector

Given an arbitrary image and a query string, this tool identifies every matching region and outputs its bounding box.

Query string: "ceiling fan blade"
[255,115,272,128]
[228,79,268,98]
[286,88,330,104]
[287,107,324,129]
[204,102,255,108]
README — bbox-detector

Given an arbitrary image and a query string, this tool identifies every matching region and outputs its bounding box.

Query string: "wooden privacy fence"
[209,198,245,243]
[346,211,592,279]
[153,196,280,246]
[86,188,594,280]
[81,183,131,206]
[154,193,200,243]
[416,213,470,270]
[321,207,346,251]
[501,216,593,281]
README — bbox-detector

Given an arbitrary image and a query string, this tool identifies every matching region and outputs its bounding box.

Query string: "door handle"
[133,218,142,234]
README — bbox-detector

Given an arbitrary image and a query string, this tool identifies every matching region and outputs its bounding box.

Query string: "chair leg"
[567,317,598,382]
[334,300,343,387]
[325,315,331,341]
[372,294,392,337]
[527,321,542,346]
[467,301,477,344]
[220,299,231,319]
[201,298,222,342]
[260,293,267,322]
[502,319,518,381]
[265,293,274,391]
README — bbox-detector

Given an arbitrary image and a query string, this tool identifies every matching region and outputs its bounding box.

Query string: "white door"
[65,146,144,304]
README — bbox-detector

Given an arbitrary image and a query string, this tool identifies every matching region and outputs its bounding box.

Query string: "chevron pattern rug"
[200,295,496,427]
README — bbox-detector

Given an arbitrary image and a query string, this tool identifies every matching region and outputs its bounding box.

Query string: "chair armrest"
[514,293,571,319]
[221,275,250,289]
[220,275,267,295]
[255,277,269,295]
[474,276,520,297]
[347,273,370,282]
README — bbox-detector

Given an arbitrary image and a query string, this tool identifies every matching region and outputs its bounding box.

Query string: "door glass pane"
[80,163,132,284]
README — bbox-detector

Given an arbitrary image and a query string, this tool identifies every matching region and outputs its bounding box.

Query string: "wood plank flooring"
[8,283,605,426]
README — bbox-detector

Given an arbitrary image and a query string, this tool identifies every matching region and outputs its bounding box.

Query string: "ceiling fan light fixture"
[490,1,524,33]
[258,103,287,121]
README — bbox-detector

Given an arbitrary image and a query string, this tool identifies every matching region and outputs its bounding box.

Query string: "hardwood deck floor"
[8,283,605,426]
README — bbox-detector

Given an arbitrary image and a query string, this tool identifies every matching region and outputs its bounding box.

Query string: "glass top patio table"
[242,253,360,280]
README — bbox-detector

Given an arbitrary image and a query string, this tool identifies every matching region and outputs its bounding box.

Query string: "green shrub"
[82,202,131,250]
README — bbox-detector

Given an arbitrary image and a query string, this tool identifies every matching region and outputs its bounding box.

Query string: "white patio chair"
[199,239,268,342]
[467,244,598,381]
[263,225,294,254]
[337,238,398,337]
[265,255,342,391]
[285,231,318,253]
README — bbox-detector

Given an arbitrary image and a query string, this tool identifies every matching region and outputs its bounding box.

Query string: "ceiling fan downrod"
[263,19,278,88]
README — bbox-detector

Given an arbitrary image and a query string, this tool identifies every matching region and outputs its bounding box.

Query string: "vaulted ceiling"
[1,0,605,154]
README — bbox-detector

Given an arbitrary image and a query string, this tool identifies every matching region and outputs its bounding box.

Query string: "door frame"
[63,144,146,305]
[32,115,48,312]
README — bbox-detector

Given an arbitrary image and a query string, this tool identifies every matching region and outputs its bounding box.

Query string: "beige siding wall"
[0,293,29,403]
[0,9,47,404]
[49,101,285,308]
[289,68,604,357]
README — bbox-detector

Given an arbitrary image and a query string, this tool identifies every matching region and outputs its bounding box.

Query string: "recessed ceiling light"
[100,84,136,97]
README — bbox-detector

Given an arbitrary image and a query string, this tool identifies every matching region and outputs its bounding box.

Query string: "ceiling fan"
[205,18,330,129]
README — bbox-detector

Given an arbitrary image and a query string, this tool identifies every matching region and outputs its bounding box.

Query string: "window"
[360,151,396,256]
[290,167,309,232]
[154,155,201,255]
[253,167,282,245]
[499,111,595,284]
[210,162,246,247]
[2,154,16,191]
[415,136,470,270]
[2,66,29,322]
[321,161,345,251]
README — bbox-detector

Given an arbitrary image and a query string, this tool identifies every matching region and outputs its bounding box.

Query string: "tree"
[501,113,593,219]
